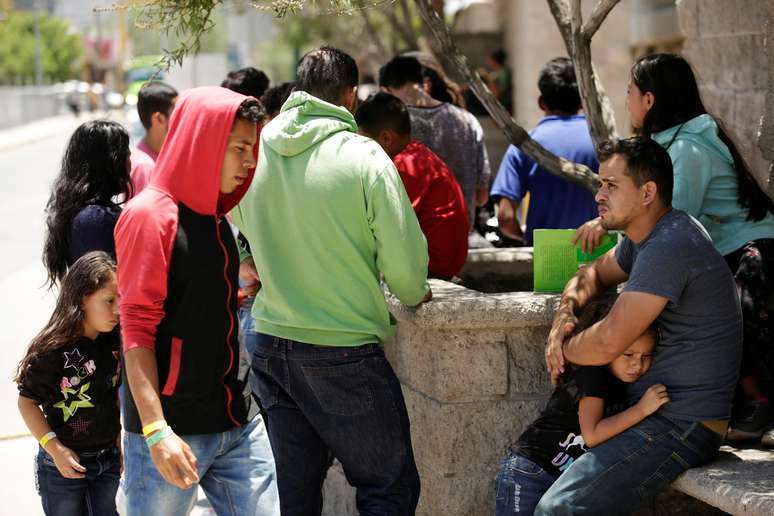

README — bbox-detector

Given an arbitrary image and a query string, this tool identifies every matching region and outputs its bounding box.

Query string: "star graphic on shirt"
[69,417,92,436]
[53,382,94,422]
[63,349,84,370]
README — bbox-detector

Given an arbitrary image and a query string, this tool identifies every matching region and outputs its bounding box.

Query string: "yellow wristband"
[142,420,168,437]
[39,432,57,449]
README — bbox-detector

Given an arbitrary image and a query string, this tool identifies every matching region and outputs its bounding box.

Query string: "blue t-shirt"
[615,210,742,422]
[490,115,598,244]
[68,204,120,265]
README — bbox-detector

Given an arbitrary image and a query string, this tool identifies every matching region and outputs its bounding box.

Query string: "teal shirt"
[232,92,429,346]
[653,114,774,256]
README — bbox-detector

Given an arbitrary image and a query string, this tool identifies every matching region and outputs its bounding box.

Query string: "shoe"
[762,425,774,447]
[726,401,772,442]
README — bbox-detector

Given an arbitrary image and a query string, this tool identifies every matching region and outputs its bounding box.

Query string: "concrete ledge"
[673,446,774,516]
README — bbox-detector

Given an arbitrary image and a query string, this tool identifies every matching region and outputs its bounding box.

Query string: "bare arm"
[17,396,86,478]
[579,384,670,448]
[124,348,199,489]
[496,197,524,240]
[563,291,666,366]
[545,249,628,382]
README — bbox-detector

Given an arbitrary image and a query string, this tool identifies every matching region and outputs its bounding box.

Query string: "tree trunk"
[414,0,600,193]
[547,0,619,148]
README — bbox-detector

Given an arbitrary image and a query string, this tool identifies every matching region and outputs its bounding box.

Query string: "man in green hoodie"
[231,47,430,515]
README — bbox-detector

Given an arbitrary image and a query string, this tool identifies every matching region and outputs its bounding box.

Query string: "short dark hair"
[355,92,411,137]
[295,46,358,105]
[537,57,581,114]
[379,56,424,89]
[597,138,673,206]
[234,98,266,125]
[261,82,295,118]
[490,49,507,66]
[138,81,178,129]
[221,67,270,99]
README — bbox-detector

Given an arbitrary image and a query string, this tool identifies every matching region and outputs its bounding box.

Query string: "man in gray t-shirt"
[536,138,741,516]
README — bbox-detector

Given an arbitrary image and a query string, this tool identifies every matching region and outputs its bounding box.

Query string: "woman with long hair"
[576,53,774,444]
[42,120,131,288]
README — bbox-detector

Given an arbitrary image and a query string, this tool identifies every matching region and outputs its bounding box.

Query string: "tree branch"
[415,0,599,193]
[356,0,390,58]
[382,2,419,50]
[546,0,618,149]
[582,0,621,39]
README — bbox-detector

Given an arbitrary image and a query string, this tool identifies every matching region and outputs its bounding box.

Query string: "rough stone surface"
[507,327,554,397]
[459,248,534,293]
[673,446,774,516]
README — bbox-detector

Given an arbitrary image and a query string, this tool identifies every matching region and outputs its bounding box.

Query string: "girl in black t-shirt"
[494,298,668,516]
[15,252,121,516]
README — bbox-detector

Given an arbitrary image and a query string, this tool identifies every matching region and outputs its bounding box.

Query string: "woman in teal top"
[578,53,774,444]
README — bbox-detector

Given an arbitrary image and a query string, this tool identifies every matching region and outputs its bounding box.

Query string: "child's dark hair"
[16,251,117,385]
[631,53,774,221]
[43,120,130,287]
[355,92,411,137]
[235,98,267,125]
[379,56,424,89]
[221,67,270,99]
[538,57,581,114]
[138,81,178,130]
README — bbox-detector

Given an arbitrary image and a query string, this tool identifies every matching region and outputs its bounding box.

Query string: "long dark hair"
[15,251,116,385]
[43,120,130,287]
[631,53,774,221]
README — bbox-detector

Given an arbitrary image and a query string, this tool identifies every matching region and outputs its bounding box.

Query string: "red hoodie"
[115,87,258,435]
[393,140,469,278]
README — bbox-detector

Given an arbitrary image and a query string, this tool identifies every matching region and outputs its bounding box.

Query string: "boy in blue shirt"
[490,57,598,245]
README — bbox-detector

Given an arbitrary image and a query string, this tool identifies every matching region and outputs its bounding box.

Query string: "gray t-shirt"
[615,209,742,421]
[407,103,491,227]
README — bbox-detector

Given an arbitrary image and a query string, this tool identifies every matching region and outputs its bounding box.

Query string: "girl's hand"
[637,384,670,417]
[572,217,607,254]
[47,442,87,479]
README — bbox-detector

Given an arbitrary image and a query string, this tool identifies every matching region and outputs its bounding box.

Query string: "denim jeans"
[35,444,120,516]
[534,414,724,515]
[248,333,420,516]
[495,453,557,516]
[239,296,257,356]
[123,414,279,516]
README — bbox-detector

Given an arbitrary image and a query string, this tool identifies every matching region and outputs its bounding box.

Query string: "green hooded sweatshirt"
[232,91,429,346]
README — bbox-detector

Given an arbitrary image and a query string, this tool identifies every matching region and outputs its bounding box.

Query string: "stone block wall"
[677,0,774,191]
[322,278,559,516]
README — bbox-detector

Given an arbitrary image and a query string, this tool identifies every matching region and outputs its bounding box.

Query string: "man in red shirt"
[356,92,468,278]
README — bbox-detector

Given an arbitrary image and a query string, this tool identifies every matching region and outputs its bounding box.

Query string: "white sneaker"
[762,426,774,447]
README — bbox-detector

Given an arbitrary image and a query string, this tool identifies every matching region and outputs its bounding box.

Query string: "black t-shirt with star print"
[19,333,121,452]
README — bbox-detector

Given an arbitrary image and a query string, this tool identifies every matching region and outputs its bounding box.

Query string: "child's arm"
[578,384,669,448]
[17,395,86,478]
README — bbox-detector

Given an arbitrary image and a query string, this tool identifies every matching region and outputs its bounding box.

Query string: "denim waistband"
[253,333,381,360]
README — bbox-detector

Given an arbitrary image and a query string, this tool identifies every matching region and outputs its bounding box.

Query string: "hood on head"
[151,86,258,215]
[260,91,357,158]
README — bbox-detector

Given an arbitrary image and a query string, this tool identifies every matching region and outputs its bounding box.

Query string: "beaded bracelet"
[39,432,57,449]
[145,426,174,448]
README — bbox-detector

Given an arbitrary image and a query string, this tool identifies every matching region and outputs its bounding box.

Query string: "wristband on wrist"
[39,432,57,449]
[142,419,168,437]
[145,426,174,448]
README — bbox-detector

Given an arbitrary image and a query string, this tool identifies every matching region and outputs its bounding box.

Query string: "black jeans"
[249,333,420,516]
[35,444,120,516]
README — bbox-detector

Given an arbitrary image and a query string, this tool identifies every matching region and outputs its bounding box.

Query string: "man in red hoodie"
[115,87,279,515]
[356,92,469,278]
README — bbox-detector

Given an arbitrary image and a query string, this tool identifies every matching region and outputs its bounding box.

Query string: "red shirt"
[393,140,468,278]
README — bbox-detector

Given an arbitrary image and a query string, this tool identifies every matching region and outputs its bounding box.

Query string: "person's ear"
[538,96,547,113]
[151,111,166,129]
[643,91,655,111]
[642,181,658,206]
[423,78,433,95]
[379,129,393,150]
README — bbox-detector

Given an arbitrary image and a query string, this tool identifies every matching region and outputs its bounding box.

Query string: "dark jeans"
[495,453,557,516]
[35,444,120,516]
[248,332,420,516]
[534,414,723,515]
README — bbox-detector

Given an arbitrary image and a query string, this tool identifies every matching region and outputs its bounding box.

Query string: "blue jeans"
[534,414,724,515]
[495,453,557,516]
[249,333,420,516]
[239,296,257,356]
[35,444,120,516]
[123,414,279,516]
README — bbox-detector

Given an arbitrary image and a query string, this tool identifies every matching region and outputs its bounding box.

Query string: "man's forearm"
[558,263,604,315]
[124,347,165,427]
[563,321,617,365]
